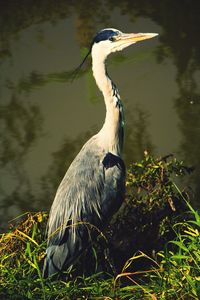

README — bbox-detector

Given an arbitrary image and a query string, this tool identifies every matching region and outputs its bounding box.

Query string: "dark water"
[1,1,200,231]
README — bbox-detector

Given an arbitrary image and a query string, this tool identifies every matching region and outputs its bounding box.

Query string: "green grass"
[0,155,199,299]
[147,187,200,299]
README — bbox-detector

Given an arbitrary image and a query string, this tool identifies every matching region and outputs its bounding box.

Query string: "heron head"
[91,28,158,59]
[73,28,158,78]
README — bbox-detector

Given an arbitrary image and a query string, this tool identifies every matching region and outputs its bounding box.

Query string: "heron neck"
[92,55,124,156]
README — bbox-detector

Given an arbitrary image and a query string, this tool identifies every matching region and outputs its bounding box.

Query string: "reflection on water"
[1,1,200,231]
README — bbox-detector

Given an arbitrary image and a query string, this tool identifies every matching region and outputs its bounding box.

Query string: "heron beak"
[118,32,158,43]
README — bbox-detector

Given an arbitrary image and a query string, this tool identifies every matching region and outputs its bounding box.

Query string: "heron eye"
[109,36,115,42]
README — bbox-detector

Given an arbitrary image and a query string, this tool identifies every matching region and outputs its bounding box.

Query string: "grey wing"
[43,138,125,277]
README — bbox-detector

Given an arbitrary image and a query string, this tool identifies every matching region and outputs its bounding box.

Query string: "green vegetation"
[0,155,199,299]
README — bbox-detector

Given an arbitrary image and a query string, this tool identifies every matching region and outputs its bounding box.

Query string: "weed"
[0,155,199,299]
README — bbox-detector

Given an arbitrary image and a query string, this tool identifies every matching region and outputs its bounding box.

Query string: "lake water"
[1,1,200,231]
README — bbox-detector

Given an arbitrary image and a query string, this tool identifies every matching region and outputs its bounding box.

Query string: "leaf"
[170,241,189,252]
[16,229,39,246]
[194,211,200,225]
[184,229,199,237]
[26,242,32,259]
[189,220,200,228]
[195,276,200,281]
[171,254,189,260]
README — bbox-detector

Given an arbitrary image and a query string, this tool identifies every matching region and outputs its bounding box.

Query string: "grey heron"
[43,28,158,278]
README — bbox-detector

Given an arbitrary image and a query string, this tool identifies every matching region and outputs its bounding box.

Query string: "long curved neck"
[92,51,124,156]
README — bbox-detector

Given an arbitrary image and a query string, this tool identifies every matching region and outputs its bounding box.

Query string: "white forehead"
[99,28,122,34]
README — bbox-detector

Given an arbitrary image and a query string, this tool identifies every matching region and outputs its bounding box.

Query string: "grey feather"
[43,135,125,277]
